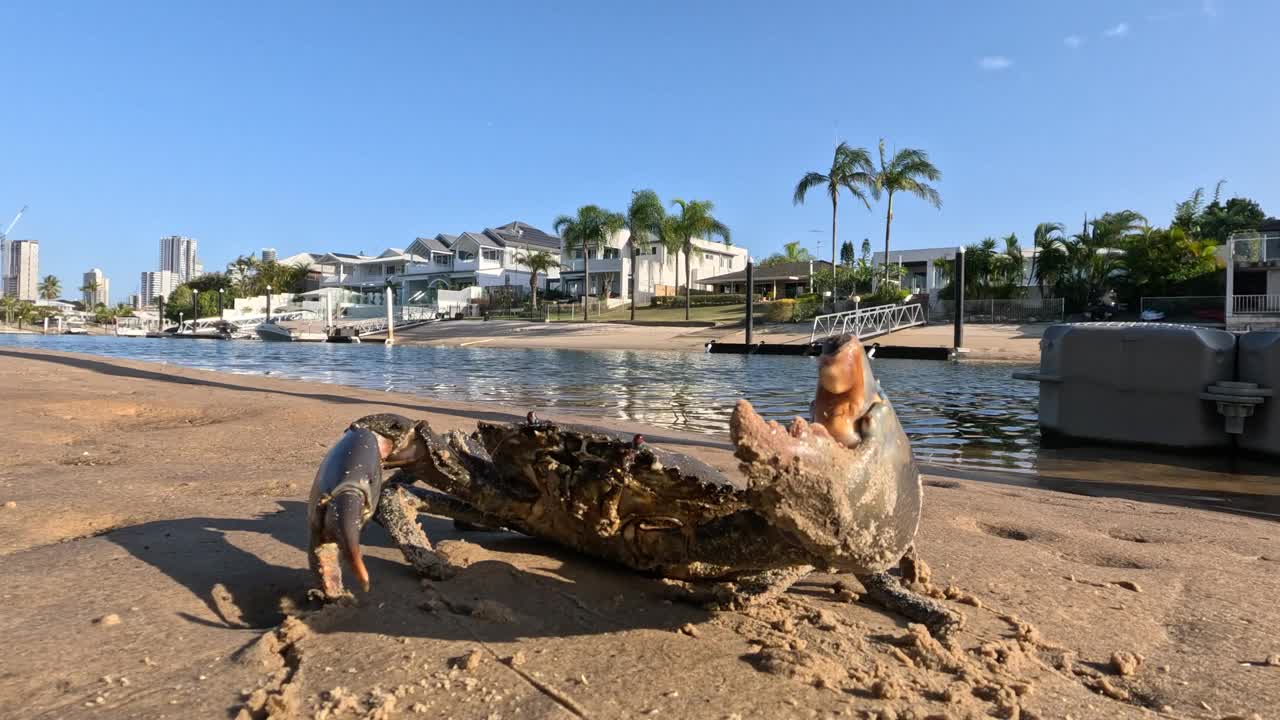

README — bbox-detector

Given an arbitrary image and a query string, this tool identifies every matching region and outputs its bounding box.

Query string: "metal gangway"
[810,302,926,343]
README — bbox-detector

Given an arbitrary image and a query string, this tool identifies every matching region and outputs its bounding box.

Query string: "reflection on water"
[0,334,1040,471]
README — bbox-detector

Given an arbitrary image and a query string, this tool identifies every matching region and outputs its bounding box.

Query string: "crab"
[306,334,961,635]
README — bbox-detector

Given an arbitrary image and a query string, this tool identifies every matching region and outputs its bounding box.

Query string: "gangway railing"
[810,303,926,343]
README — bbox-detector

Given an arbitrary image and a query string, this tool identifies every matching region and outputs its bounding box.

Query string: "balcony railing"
[1234,294,1280,314]
[1230,232,1280,266]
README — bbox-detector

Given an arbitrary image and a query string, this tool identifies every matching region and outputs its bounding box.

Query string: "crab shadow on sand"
[105,500,719,642]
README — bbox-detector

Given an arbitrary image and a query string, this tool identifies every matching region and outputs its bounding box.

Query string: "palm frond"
[793,172,830,206]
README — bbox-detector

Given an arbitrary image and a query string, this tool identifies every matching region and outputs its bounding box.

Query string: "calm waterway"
[5,333,1278,517]
[0,334,1039,471]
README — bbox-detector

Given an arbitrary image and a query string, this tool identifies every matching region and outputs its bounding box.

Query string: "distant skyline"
[2,0,1276,302]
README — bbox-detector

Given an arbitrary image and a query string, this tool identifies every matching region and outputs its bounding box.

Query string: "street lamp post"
[630,244,639,322]
[384,281,396,346]
[191,289,199,334]
[953,247,966,356]
[218,288,225,321]
[265,285,272,324]
[745,258,754,345]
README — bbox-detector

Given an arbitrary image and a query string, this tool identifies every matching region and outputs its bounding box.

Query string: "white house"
[559,230,748,306]
[1225,221,1280,330]
[872,246,1042,297]
[312,248,429,303]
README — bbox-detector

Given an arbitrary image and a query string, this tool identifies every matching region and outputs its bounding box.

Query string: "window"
[650,246,659,255]
[457,250,475,262]
[434,254,449,266]
[604,248,620,260]
[385,264,398,275]
[482,248,501,262]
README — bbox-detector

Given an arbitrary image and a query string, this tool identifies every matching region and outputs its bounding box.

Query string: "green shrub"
[860,286,910,307]
[765,299,795,322]
[762,298,821,322]
[650,293,758,308]
[794,296,820,321]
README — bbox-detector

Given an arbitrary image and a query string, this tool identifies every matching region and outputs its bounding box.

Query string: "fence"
[1139,296,1225,323]
[1234,294,1280,315]
[546,299,609,321]
[928,298,1064,324]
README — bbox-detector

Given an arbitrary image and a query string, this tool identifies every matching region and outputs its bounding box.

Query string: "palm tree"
[626,190,666,320]
[999,233,1025,289]
[871,139,942,283]
[793,142,875,300]
[668,199,731,320]
[0,296,17,325]
[761,241,814,267]
[39,275,61,300]
[553,205,625,321]
[227,255,259,295]
[1030,222,1066,298]
[1065,211,1146,307]
[14,301,35,330]
[514,248,559,311]
[659,214,683,302]
[79,280,99,307]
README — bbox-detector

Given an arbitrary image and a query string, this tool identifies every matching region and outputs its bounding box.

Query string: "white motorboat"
[64,318,88,335]
[114,317,147,337]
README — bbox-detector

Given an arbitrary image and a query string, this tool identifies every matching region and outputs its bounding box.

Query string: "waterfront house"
[560,230,748,306]
[1225,219,1280,330]
[701,261,832,299]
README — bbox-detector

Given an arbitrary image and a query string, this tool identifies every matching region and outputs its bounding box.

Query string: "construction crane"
[0,205,27,294]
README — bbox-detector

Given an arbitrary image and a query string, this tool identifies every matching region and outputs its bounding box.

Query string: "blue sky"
[2,0,1276,302]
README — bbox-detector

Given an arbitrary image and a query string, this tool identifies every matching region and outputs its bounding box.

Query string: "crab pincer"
[306,413,424,599]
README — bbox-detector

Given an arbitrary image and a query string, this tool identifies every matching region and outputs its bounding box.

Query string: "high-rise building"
[159,236,199,283]
[82,268,110,307]
[262,248,277,263]
[140,270,177,307]
[2,239,39,300]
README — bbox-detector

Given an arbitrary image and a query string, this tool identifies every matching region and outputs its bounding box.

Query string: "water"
[0,334,1039,470]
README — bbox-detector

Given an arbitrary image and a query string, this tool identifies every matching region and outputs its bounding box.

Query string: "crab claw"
[732,335,920,574]
[307,413,422,599]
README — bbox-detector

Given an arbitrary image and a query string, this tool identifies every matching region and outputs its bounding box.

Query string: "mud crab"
[306,334,961,634]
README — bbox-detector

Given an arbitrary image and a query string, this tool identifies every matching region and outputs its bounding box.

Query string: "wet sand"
[1,347,1276,719]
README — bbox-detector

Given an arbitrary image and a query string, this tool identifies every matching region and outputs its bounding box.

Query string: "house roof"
[455,231,497,249]
[408,235,457,255]
[701,260,832,285]
[486,221,562,250]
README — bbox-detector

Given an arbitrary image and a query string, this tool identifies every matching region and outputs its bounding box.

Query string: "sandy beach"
[1,347,1275,720]
[371,320,1045,362]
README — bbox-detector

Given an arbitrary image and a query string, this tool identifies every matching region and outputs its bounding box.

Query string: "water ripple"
[0,335,1040,470]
